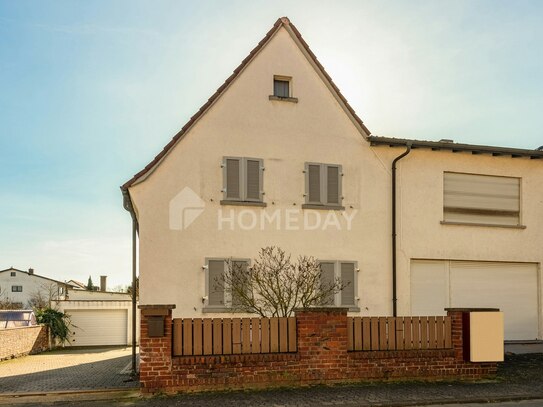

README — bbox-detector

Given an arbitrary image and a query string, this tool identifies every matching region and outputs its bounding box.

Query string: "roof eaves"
[368,136,543,159]
[121,18,284,190]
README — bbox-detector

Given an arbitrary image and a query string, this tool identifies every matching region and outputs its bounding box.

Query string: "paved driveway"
[0,347,138,394]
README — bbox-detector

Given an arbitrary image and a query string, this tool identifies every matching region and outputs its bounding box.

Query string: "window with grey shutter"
[308,164,321,203]
[327,166,340,205]
[223,157,264,203]
[340,262,355,307]
[208,260,225,306]
[443,172,521,226]
[245,159,261,201]
[319,262,336,306]
[231,260,249,307]
[226,158,241,200]
[305,163,342,206]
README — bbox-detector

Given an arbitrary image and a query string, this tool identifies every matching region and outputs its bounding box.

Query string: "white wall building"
[121,17,543,342]
[0,267,68,308]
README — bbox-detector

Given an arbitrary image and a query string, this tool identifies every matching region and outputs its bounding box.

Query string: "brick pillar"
[447,309,466,361]
[295,307,349,382]
[139,304,176,393]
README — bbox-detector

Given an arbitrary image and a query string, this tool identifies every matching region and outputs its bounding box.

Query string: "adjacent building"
[122,17,543,341]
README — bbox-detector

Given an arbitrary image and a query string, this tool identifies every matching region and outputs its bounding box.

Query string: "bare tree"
[27,282,61,310]
[218,247,347,317]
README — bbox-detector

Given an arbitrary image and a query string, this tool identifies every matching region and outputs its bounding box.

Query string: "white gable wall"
[129,27,393,318]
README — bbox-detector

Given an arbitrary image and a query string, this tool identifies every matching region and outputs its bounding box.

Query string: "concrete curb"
[0,388,140,405]
[352,395,543,406]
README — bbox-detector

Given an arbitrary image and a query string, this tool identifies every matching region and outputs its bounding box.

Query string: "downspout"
[391,143,411,317]
[122,189,138,376]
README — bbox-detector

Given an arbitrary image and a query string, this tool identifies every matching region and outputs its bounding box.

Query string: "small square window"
[10,272,16,277]
[273,78,290,98]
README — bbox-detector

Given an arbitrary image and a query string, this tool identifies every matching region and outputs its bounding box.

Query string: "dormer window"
[269,76,298,103]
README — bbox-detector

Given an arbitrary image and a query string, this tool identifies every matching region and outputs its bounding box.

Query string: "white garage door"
[411,260,539,341]
[67,309,127,346]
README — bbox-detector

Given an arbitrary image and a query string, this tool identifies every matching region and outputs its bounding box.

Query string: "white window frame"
[304,162,343,206]
[204,257,251,311]
[318,260,358,310]
[222,157,264,202]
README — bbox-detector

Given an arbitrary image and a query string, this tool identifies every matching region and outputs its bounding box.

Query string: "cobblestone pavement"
[4,353,543,406]
[0,347,138,394]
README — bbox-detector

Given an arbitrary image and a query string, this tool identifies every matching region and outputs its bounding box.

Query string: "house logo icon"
[169,187,206,230]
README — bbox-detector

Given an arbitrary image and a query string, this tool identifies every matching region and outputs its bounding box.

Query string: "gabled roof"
[121,17,371,190]
[66,279,87,289]
[0,267,68,286]
[369,136,543,159]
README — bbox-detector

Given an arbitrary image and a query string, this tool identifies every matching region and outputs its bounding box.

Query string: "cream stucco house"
[122,17,543,342]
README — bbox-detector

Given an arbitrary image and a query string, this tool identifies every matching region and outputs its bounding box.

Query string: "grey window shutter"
[340,262,355,307]
[326,165,340,205]
[231,261,248,307]
[208,260,225,306]
[308,164,321,203]
[319,262,336,306]
[245,159,261,201]
[274,80,289,97]
[226,159,241,200]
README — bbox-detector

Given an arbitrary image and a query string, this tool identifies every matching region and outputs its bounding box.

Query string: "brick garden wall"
[0,325,49,361]
[139,307,497,393]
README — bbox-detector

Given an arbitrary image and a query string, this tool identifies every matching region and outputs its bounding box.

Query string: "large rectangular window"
[318,261,357,309]
[443,172,521,226]
[205,258,250,310]
[11,285,23,292]
[304,163,343,208]
[222,157,264,203]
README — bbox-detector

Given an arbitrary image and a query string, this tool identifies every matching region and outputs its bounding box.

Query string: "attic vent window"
[269,76,298,103]
[274,78,290,97]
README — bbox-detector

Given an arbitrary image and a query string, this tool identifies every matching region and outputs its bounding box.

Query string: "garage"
[410,260,539,341]
[66,309,128,346]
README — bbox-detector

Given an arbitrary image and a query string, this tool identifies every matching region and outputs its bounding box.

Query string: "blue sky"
[1,1,542,288]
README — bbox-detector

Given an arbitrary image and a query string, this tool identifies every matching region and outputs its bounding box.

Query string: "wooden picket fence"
[347,316,452,351]
[172,317,297,356]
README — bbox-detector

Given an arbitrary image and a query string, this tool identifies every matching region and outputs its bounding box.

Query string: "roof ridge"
[121,17,370,190]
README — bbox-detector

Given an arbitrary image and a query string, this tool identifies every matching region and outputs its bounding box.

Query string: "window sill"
[440,221,526,229]
[220,200,267,207]
[202,307,240,314]
[269,95,298,103]
[302,204,345,211]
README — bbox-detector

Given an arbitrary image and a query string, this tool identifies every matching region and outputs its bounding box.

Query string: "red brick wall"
[139,308,498,393]
[0,325,49,360]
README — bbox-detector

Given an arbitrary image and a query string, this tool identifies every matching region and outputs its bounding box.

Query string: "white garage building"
[57,290,139,347]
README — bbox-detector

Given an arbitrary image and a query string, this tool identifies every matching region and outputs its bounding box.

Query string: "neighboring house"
[65,280,88,290]
[121,17,543,341]
[0,267,68,308]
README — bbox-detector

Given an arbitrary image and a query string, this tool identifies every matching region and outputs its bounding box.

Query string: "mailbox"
[148,316,165,337]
